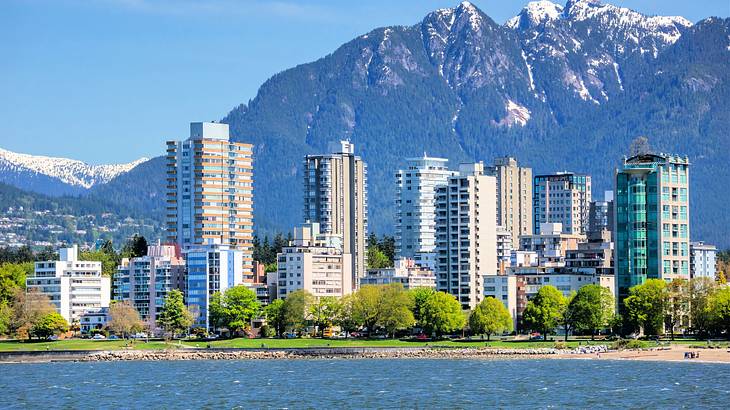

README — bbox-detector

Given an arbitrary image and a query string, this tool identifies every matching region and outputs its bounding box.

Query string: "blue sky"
[1,0,727,164]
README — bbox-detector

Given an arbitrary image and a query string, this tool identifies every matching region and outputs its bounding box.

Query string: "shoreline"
[1,345,728,364]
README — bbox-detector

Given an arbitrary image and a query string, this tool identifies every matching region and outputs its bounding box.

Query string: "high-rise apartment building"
[185,241,244,330]
[303,141,367,289]
[395,155,456,269]
[614,153,690,311]
[690,241,716,280]
[588,191,614,238]
[276,222,353,299]
[533,172,592,235]
[166,122,254,276]
[435,163,497,310]
[26,245,110,324]
[113,243,186,329]
[488,157,532,249]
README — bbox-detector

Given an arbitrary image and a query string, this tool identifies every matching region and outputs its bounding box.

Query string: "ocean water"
[1,359,729,408]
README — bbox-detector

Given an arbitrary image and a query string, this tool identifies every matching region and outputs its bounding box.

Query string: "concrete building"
[185,240,244,330]
[113,243,186,329]
[690,241,717,280]
[435,163,497,309]
[166,122,254,276]
[360,258,436,289]
[395,155,456,269]
[483,275,517,329]
[519,223,585,267]
[303,141,367,290]
[614,154,690,312]
[26,245,110,324]
[488,157,532,249]
[533,172,592,235]
[497,226,512,274]
[79,308,109,333]
[565,230,614,276]
[276,222,353,299]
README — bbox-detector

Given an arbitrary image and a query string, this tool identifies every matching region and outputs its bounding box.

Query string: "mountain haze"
[220,0,730,247]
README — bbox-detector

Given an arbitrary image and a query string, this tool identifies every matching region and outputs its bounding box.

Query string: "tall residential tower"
[614,154,690,311]
[166,122,254,275]
[487,157,532,249]
[303,141,367,289]
[533,172,592,235]
[395,155,455,269]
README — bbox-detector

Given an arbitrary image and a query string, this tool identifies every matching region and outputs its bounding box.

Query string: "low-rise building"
[360,258,436,289]
[483,275,517,329]
[79,307,109,333]
[26,245,110,324]
[276,222,353,299]
[690,241,717,280]
[113,243,186,329]
[519,222,585,266]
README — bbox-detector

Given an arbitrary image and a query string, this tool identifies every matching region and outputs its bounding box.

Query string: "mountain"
[219,0,729,248]
[0,147,148,196]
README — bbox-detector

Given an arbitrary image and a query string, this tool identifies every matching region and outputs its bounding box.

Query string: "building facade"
[519,223,585,267]
[690,241,716,280]
[113,244,186,329]
[435,163,497,309]
[483,275,518,329]
[614,153,690,311]
[26,245,110,324]
[185,241,244,330]
[533,172,592,235]
[303,141,367,290]
[395,155,455,269]
[588,191,614,237]
[488,157,532,249]
[276,222,352,299]
[361,258,436,289]
[166,122,254,276]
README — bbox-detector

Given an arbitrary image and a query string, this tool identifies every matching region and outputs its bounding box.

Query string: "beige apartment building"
[275,222,353,299]
[435,163,497,310]
[303,141,367,291]
[166,122,254,275]
[488,157,532,249]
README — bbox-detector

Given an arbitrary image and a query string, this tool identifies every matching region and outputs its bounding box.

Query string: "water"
[1,359,729,408]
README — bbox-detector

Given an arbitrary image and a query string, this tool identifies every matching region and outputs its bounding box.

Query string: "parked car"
[108,335,119,340]
[285,332,297,339]
[92,334,106,340]
[415,333,429,341]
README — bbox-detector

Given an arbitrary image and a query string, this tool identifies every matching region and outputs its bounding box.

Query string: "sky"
[1,0,728,164]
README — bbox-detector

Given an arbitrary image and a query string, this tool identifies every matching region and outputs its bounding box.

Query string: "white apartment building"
[303,141,367,290]
[185,240,244,330]
[395,155,456,269]
[519,223,585,266]
[360,258,436,289]
[483,275,517,329]
[113,243,186,329]
[276,222,353,299]
[497,226,512,274]
[26,245,110,324]
[533,172,592,235]
[690,241,717,280]
[436,163,497,309]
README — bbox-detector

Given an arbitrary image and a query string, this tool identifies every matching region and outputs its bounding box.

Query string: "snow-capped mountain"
[0,147,148,196]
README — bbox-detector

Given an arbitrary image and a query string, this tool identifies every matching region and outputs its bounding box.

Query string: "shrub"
[611,339,647,350]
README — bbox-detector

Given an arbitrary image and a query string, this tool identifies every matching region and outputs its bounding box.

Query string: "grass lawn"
[0,337,710,352]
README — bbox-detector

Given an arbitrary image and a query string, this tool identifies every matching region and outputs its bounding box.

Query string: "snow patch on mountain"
[507,1,564,29]
[494,100,531,127]
[0,147,147,189]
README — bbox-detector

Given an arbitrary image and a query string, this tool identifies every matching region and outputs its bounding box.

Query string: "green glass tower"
[614,154,690,312]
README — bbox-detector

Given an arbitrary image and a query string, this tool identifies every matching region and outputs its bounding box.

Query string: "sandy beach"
[556,345,730,364]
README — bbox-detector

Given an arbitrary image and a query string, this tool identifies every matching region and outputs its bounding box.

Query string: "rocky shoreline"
[77,346,609,362]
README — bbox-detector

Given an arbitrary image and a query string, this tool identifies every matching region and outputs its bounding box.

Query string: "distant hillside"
[220,1,729,248]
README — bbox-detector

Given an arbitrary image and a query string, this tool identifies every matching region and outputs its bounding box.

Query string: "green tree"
[157,289,193,338]
[689,277,717,337]
[335,294,359,336]
[709,287,730,338]
[264,299,286,337]
[309,297,341,337]
[522,286,567,339]
[283,290,314,334]
[208,292,225,333]
[0,262,31,303]
[0,301,12,335]
[367,247,390,269]
[351,285,383,337]
[31,312,69,339]
[215,286,261,335]
[469,297,512,340]
[379,284,415,337]
[624,279,667,336]
[568,285,614,340]
[409,287,435,328]
[665,279,689,340]
[11,288,56,340]
[421,291,465,337]
[79,250,118,277]
[122,234,148,258]
[107,301,143,338]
